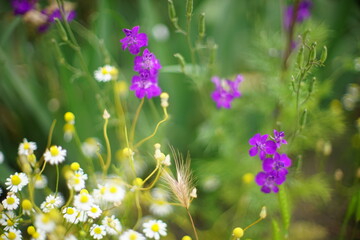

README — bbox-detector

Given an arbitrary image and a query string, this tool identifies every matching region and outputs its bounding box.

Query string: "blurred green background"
[1,0,360,239]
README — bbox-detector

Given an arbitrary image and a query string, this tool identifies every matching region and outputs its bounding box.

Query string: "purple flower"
[273,130,288,148]
[263,153,292,179]
[249,133,277,160]
[38,8,76,33]
[134,49,162,74]
[120,26,148,55]
[11,0,36,15]
[211,75,243,109]
[255,171,285,193]
[284,0,312,29]
[130,70,162,99]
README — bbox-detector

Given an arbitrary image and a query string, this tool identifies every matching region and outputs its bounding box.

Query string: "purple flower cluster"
[211,75,243,109]
[284,0,312,29]
[249,130,291,194]
[11,0,36,15]
[120,26,162,99]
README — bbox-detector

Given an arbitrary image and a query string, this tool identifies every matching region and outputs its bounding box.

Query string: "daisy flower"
[90,224,107,239]
[5,172,29,193]
[22,199,34,215]
[34,214,55,233]
[74,189,93,211]
[149,188,173,217]
[103,184,126,203]
[30,229,46,240]
[4,228,22,240]
[143,220,167,240]
[67,169,88,192]
[34,175,47,189]
[94,65,118,82]
[2,193,20,210]
[43,145,66,165]
[1,211,19,231]
[120,230,146,240]
[102,215,122,235]
[18,138,37,156]
[87,205,102,219]
[62,207,80,224]
[40,194,64,213]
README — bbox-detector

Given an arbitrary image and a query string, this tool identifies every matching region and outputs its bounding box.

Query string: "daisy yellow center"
[6,197,15,205]
[32,232,40,239]
[27,226,36,235]
[80,195,89,203]
[7,232,16,240]
[11,175,21,185]
[151,223,160,232]
[94,227,102,234]
[101,67,109,74]
[109,186,117,193]
[49,199,56,204]
[67,208,75,215]
[22,199,33,210]
[110,68,118,76]
[50,146,59,156]
[23,142,30,150]
[42,215,50,223]
[90,207,98,213]
[100,187,106,194]
[129,233,138,240]
[7,219,14,226]
[74,178,81,184]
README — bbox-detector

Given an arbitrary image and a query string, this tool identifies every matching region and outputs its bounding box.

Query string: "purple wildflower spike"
[11,0,36,15]
[130,70,162,99]
[134,49,162,74]
[248,133,277,160]
[273,130,288,148]
[211,75,243,109]
[120,26,148,55]
[284,0,312,29]
[262,153,292,179]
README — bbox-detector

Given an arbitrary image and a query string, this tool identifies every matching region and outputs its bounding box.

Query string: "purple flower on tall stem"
[134,49,162,74]
[284,0,312,29]
[255,171,284,193]
[47,8,76,22]
[130,70,162,99]
[263,153,292,177]
[211,75,243,109]
[11,0,36,15]
[249,133,277,160]
[120,26,148,55]
[272,130,288,148]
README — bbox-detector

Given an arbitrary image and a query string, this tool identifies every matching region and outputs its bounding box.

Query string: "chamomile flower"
[102,215,122,235]
[43,145,67,165]
[87,205,102,219]
[103,184,126,203]
[5,172,29,193]
[2,193,20,210]
[62,207,80,224]
[149,188,172,216]
[143,220,167,240]
[94,65,118,82]
[120,230,146,240]
[4,228,22,240]
[90,224,107,239]
[81,138,100,158]
[34,175,48,189]
[74,189,93,211]
[1,212,18,231]
[34,214,55,233]
[29,227,46,240]
[67,169,88,192]
[40,194,64,213]
[18,138,37,156]
[22,199,34,215]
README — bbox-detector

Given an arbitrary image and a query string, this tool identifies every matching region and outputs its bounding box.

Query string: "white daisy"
[101,215,122,235]
[34,175,47,189]
[2,193,20,211]
[67,169,88,192]
[103,184,126,203]
[40,194,64,213]
[1,211,18,231]
[30,229,46,240]
[34,214,55,233]
[43,145,66,165]
[120,230,146,240]
[143,220,167,240]
[5,172,29,193]
[81,138,100,158]
[94,65,118,82]
[21,199,34,215]
[18,138,37,156]
[149,188,172,217]
[73,190,93,211]
[90,224,106,239]
[4,228,22,240]
[87,205,102,219]
[62,207,80,224]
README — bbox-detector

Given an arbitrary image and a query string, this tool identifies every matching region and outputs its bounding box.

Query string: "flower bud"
[309,42,317,62]
[320,46,327,64]
[190,188,197,198]
[160,92,170,108]
[168,0,177,20]
[186,0,193,18]
[64,112,75,124]
[198,13,206,38]
[308,77,315,94]
[300,108,308,131]
[297,46,304,67]
[260,206,267,219]
[174,53,186,73]
[232,227,244,238]
[103,109,110,119]
[182,236,192,240]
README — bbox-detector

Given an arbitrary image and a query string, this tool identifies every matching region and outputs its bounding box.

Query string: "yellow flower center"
[27,226,36,235]
[66,208,75,215]
[110,68,118,76]
[100,187,106,194]
[23,142,30,150]
[32,232,40,239]
[101,67,109,74]
[64,112,75,123]
[6,197,15,205]
[49,199,56,204]
[7,219,14,226]
[94,227,102,235]
[42,215,50,223]
[22,199,33,210]
[74,178,81,184]
[70,162,80,171]
[50,146,59,156]
[80,195,89,203]
[232,227,244,238]
[151,223,160,232]
[11,175,21,185]
[90,207,98,213]
[7,232,16,240]
[109,186,117,194]
[129,233,138,240]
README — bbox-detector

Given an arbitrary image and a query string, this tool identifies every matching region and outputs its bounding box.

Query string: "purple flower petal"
[255,172,267,185]
[249,147,258,157]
